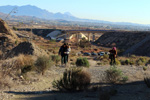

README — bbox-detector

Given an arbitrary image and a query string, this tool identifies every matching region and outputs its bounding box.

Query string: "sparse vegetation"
[115,59,121,65]
[49,39,56,43]
[76,57,89,67]
[105,66,128,84]
[79,38,91,48]
[51,55,61,64]
[35,56,52,75]
[52,68,91,91]
[136,57,147,66]
[143,66,147,71]
[12,26,17,31]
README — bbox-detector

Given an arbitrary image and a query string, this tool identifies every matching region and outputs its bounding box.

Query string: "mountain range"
[0,5,81,21]
[0,5,150,30]
[0,5,146,25]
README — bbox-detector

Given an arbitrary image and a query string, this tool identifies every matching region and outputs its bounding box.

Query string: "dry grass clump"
[52,68,91,91]
[1,54,34,77]
[0,54,34,88]
[35,56,52,75]
[51,55,61,65]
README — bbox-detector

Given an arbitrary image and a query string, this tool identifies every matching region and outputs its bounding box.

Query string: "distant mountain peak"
[64,12,73,16]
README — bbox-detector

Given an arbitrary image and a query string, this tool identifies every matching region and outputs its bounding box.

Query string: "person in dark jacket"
[109,47,117,65]
[58,43,68,66]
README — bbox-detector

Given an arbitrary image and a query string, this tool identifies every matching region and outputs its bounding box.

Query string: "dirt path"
[2,61,150,100]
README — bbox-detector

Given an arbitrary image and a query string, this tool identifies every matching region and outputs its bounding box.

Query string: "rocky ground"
[1,60,150,100]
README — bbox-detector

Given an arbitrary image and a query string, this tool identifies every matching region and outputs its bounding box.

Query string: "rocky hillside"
[0,18,18,53]
[95,31,150,56]
[6,42,48,58]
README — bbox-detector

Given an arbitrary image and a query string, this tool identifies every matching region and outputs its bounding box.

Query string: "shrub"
[20,55,34,75]
[136,57,147,66]
[121,76,128,83]
[130,55,136,58]
[12,26,17,30]
[129,60,135,65]
[139,57,146,63]
[105,66,128,84]
[97,62,102,65]
[143,66,147,71]
[103,54,109,59]
[79,38,91,48]
[35,56,52,75]
[76,57,89,67]
[1,54,34,76]
[15,40,18,45]
[125,59,130,65]
[120,59,135,65]
[49,39,56,43]
[115,59,121,65]
[102,59,109,65]
[0,55,34,87]
[52,68,91,91]
[51,55,61,64]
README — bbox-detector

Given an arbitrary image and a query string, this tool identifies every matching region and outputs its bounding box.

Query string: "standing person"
[109,47,117,65]
[58,43,67,66]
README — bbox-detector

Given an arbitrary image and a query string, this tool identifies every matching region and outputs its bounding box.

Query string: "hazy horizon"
[0,0,150,25]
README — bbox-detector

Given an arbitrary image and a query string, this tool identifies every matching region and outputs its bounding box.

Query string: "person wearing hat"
[109,47,117,65]
[58,43,68,66]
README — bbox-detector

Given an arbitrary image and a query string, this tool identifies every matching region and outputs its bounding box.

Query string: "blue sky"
[0,0,150,24]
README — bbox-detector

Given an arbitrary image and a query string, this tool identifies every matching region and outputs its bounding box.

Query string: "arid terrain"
[1,18,150,100]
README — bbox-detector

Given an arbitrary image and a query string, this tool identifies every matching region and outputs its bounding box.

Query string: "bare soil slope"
[95,31,150,56]
[6,42,48,58]
[95,31,149,49]
[0,18,18,53]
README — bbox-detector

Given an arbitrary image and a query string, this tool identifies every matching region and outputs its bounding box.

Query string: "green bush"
[35,56,52,75]
[76,57,89,67]
[13,26,17,30]
[120,59,135,65]
[125,59,130,65]
[143,66,148,71]
[136,57,147,66]
[121,76,129,83]
[52,68,91,91]
[105,66,128,84]
[139,57,146,63]
[130,55,136,58]
[51,55,61,64]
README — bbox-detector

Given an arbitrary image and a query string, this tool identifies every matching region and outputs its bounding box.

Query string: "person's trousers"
[110,56,116,65]
[61,55,67,65]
